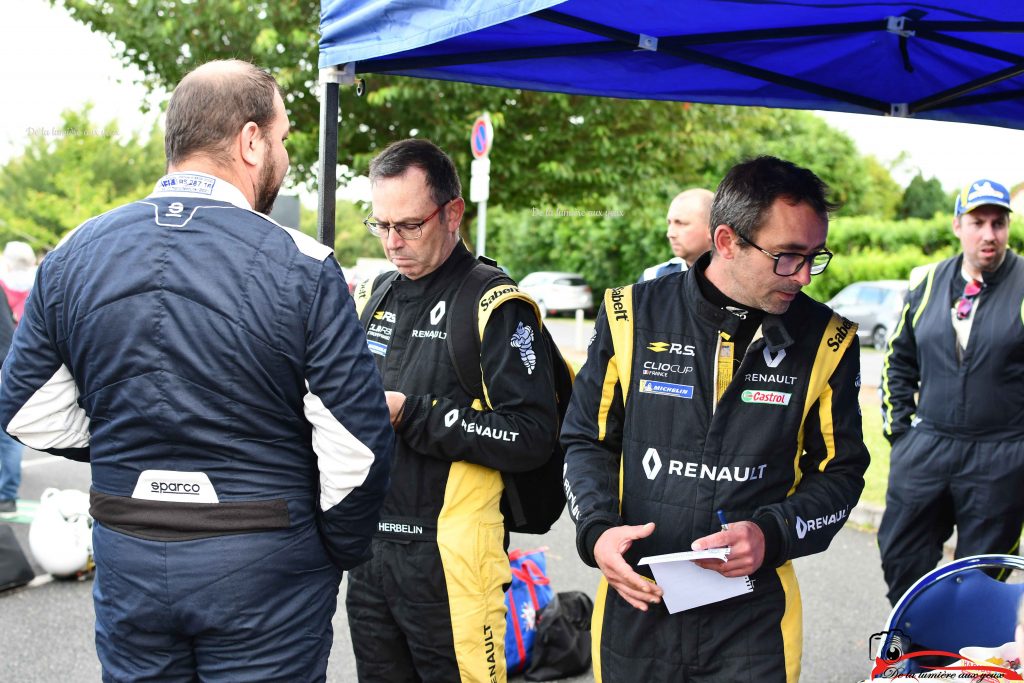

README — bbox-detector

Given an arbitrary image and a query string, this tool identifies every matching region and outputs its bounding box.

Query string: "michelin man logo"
[642,448,662,480]
[444,409,459,428]
[430,301,446,326]
[510,322,536,375]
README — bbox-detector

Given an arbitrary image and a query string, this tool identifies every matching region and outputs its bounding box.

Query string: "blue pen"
[716,509,729,531]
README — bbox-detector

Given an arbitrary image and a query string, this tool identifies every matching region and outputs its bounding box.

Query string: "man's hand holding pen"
[690,511,766,577]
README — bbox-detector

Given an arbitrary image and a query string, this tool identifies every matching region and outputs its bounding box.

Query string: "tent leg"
[317,65,354,248]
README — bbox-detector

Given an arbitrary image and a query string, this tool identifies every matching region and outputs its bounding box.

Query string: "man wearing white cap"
[880,178,1024,606]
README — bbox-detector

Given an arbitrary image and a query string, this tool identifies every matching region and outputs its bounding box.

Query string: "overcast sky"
[6,0,1024,196]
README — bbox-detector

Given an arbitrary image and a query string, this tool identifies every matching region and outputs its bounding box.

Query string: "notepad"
[638,547,753,613]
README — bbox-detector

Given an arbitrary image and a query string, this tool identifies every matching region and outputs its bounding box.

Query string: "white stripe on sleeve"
[4,364,90,449]
[303,380,376,510]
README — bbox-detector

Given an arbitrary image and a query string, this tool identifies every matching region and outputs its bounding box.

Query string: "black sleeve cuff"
[396,395,428,434]
[753,512,786,568]
[578,521,615,568]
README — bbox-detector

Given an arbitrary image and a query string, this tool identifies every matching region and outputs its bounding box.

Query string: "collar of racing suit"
[150,171,253,210]
[685,252,794,353]
[390,240,477,298]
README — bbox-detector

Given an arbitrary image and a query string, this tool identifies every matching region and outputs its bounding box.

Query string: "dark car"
[827,280,908,351]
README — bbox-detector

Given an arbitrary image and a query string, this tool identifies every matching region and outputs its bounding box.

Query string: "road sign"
[470,114,493,159]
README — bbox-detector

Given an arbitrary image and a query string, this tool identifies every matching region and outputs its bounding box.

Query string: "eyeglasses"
[363,201,450,241]
[955,278,983,320]
[739,235,833,277]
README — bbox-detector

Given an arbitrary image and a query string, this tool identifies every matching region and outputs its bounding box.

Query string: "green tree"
[57,1,900,217]
[0,106,165,248]
[898,173,947,219]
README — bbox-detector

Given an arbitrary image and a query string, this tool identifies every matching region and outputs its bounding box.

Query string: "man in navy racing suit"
[879,178,1024,606]
[0,60,393,682]
[562,156,869,682]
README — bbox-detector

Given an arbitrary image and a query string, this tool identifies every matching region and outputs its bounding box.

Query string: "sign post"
[469,113,493,257]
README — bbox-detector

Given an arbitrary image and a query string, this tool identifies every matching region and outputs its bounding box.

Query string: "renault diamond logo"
[430,301,446,325]
[647,342,669,352]
[444,409,458,428]
[763,347,786,368]
[642,448,662,480]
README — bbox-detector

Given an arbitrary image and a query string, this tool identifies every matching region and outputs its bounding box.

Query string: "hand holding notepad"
[638,547,753,613]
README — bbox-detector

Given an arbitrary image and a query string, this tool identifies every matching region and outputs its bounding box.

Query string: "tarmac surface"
[2,317,897,682]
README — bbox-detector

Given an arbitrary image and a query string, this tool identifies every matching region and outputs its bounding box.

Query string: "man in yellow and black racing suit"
[562,156,869,682]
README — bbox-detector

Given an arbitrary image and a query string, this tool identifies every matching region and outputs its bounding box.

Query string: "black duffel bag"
[525,590,594,681]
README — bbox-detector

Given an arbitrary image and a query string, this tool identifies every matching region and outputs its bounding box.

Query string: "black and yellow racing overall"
[349,242,559,683]
[878,250,1024,605]
[561,254,869,682]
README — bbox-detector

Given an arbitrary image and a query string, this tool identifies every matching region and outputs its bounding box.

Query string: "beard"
[254,147,283,215]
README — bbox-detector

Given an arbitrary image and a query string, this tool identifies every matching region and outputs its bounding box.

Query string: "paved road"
[2,448,891,682]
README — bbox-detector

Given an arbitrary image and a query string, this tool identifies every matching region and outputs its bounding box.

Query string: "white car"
[519,271,594,317]
[826,280,908,351]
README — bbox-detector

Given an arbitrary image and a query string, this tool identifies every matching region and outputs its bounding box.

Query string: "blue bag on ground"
[505,547,554,674]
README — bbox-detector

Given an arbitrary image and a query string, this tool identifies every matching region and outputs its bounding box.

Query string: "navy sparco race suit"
[349,242,559,683]
[0,172,393,682]
[562,257,868,683]
[879,251,1024,605]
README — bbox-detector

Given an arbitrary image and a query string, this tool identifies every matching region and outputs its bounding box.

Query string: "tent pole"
[317,65,355,248]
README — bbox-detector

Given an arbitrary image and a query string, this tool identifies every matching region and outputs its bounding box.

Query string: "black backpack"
[356,256,573,534]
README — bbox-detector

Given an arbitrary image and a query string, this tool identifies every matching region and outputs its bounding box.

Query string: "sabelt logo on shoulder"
[741,389,791,406]
[131,470,219,503]
[480,285,518,311]
[609,286,629,321]
[795,508,848,539]
[827,317,854,351]
[647,341,695,356]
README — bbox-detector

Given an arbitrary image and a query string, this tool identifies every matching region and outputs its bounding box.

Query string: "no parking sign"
[470,114,493,159]
[469,113,493,254]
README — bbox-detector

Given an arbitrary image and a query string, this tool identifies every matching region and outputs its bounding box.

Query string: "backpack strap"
[448,257,548,531]
[603,285,635,409]
[446,257,543,408]
[355,270,401,328]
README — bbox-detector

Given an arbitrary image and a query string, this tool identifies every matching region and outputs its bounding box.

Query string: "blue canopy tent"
[315,0,1024,245]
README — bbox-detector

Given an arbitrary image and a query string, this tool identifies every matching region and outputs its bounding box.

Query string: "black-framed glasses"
[739,235,833,276]
[363,200,450,241]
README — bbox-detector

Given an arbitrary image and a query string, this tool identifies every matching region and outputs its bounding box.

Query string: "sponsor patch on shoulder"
[639,380,693,399]
[510,322,536,374]
[367,339,387,356]
[741,389,791,405]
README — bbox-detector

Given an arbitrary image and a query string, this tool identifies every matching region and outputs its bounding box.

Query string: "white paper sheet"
[638,547,753,613]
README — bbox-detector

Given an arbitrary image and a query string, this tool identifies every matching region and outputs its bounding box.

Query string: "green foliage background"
[1,0,994,304]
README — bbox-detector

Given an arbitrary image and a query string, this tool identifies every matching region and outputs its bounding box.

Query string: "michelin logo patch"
[639,380,693,399]
[510,322,536,375]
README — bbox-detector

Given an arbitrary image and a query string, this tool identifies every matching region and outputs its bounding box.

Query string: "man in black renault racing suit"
[349,138,559,683]
[562,156,869,682]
